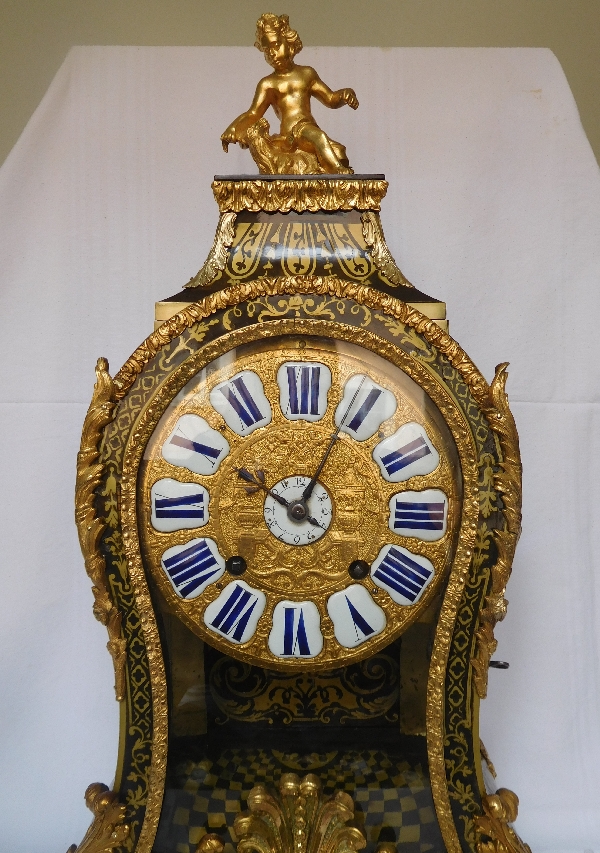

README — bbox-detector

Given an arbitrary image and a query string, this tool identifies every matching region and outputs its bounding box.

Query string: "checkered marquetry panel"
[153,747,444,853]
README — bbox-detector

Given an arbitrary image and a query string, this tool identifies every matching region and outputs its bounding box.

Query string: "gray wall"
[1,0,599,167]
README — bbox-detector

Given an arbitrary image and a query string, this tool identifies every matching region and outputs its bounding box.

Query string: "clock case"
[74,176,525,853]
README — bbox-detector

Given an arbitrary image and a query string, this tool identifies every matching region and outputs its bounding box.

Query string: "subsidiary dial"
[263,475,333,545]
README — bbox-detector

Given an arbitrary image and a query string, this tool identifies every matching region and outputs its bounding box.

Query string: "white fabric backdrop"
[0,46,598,852]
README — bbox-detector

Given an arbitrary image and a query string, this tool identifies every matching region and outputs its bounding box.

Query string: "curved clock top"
[138,334,462,670]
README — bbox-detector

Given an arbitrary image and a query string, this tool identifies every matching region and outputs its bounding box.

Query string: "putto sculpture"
[221,13,359,174]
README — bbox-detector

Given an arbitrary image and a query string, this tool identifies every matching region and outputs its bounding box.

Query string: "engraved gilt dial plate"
[138,335,462,670]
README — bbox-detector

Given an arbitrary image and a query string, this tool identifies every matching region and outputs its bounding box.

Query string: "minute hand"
[301,375,368,502]
[301,428,341,502]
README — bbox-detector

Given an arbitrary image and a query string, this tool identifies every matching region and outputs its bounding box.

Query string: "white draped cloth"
[0,46,598,852]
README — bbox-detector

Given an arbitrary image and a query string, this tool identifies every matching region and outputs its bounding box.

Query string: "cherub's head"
[255,14,302,71]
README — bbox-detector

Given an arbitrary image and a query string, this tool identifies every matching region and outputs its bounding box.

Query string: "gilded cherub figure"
[221,13,359,175]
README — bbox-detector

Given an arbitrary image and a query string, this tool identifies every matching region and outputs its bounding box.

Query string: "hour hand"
[235,468,289,508]
[236,467,264,491]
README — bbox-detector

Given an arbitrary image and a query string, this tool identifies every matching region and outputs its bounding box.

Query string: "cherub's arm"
[310,73,359,111]
[221,79,273,151]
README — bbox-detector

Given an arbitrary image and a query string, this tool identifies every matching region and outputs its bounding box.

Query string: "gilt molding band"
[66,783,130,853]
[75,357,126,701]
[211,179,388,213]
[471,363,523,699]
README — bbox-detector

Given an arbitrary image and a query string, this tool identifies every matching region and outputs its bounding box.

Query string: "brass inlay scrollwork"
[209,653,399,725]
[242,294,371,326]
[361,212,412,287]
[242,217,372,284]
[233,774,366,853]
[66,783,130,853]
[186,212,237,289]
[471,363,522,699]
[75,358,126,701]
[475,788,531,853]
[113,275,482,400]
[211,180,388,214]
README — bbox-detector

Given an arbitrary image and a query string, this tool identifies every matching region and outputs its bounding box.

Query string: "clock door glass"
[138,334,461,670]
[141,333,457,853]
[152,621,447,853]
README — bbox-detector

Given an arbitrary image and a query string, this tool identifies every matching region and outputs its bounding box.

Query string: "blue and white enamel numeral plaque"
[277,361,332,422]
[327,584,386,648]
[335,374,397,441]
[371,544,435,605]
[268,599,323,658]
[160,537,225,599]
[388,489,448,541]
[373,422,440,482]
[151,478,209,532]
[210,370,272,435]
[162,414,229,475]
[204,580,266,644]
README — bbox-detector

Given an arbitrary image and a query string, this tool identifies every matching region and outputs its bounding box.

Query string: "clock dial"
[327,584,386,648]
[204,580,266,643]
[210,370,272,435]
[138,335,462,669]
[334,373,397,441]
[370,544,435,605]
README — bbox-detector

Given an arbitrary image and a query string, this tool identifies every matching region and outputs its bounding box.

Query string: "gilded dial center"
[216,422,383,595]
